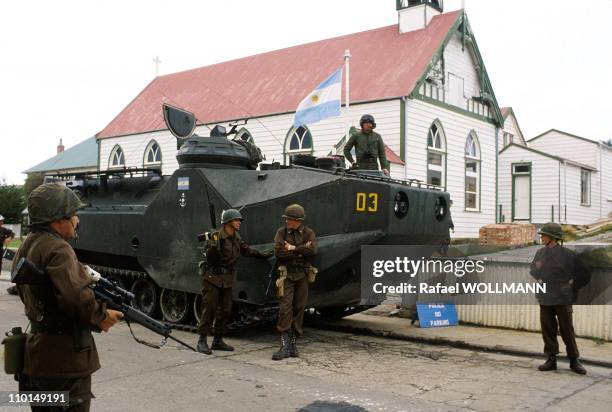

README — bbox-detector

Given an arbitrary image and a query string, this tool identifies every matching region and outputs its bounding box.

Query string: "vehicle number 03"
[355,193,378,212]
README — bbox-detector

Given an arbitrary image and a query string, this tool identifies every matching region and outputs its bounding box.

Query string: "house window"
[427,121,446,187]
[581,169,591,205]
[144,141,162,166]
[285,126,313,162]
[236,128,254,144]
[465,132,481,211]
[503,132,514,148]
[109,145,125,168]
[513,164,531,174]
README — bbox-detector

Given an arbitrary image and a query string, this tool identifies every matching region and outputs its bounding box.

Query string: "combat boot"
[538,356,557,371]
[197,336,212,355]
[272,332,290,361]
[569,358,587,375]
[289,330,299,358]
[211,336,234,351]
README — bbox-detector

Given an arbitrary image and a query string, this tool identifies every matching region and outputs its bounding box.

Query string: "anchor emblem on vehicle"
[179,193,187,208]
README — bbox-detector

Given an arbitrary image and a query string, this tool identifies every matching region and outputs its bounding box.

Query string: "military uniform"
[271,204,317,361]
[343,130,388,171]
[530,222,587,374]
[13,184,107,411]
[197,227,266,340]
[273,225,317,336]
[530,244,581,359]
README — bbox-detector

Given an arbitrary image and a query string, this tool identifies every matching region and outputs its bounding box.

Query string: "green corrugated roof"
[24,136,97,173]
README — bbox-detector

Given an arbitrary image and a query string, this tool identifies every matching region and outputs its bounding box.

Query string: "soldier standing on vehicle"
[272,204,317,360]
[530,222,587,375]
[196,209,271,355]
[12,183,123,411]
[343,114,389,176]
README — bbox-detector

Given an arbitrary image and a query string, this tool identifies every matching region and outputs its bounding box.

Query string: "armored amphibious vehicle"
[69,104,451,328]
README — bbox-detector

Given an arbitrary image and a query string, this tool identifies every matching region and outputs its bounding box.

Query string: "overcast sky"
[1,0,611,184]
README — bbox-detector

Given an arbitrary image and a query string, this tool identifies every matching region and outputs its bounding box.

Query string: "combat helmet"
[28,183,86,225]
[282,204,305,221]
[538,222,563,240]
[359,114,376,129]
[221,209,243,224]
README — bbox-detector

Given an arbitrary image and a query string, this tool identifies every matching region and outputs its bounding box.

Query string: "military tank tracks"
[90,264,371,334]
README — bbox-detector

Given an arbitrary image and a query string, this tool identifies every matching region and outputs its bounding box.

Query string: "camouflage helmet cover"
[221,209,243,224]
[282,204,305,221]
[28,183,86,225]
[538,222,563,240]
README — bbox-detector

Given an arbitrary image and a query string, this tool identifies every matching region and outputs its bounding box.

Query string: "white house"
[95,1,506,238]
[499,129,612,225]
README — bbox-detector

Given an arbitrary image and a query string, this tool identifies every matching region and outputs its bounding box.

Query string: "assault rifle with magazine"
[10,257,197,352]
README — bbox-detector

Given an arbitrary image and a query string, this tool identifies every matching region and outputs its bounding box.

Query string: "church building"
[95,1,505,238]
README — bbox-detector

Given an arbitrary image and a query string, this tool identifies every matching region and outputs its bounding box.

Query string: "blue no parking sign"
[416,302,458,328]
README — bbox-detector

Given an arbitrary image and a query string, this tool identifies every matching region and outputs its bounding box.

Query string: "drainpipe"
[558,161,561,222]
[495,126,499,223]
[563,161,567,223]
[599,142,603,219]
[402,96,408,181]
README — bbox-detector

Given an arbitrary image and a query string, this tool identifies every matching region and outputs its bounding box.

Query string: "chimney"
[397,0,443,34]
[57,138,65,154]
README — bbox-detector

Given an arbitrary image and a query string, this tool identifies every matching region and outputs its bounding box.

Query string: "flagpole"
[343,49,352,159]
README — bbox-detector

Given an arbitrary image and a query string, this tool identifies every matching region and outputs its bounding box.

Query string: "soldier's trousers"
[197,281,233,337]
[540,305,580,358]
[276,276,309,336]
[19,374,92,412]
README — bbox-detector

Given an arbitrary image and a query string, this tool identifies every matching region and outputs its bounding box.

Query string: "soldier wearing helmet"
[271,204,317,360]
[343,114,390,176]
[1,213,15,273]
[196,208,271,354]
[530,222,587,375]
[11,183,123,411]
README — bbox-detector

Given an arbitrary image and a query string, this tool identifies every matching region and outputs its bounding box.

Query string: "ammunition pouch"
[2,327,26,375]
[276,266,288,298]
[307,266,318,284]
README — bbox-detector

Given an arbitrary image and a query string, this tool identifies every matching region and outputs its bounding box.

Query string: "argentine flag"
[294,68,342,127]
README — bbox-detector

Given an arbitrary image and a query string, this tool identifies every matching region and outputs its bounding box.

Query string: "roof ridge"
[158,24,400,79]
[157,10,462,81]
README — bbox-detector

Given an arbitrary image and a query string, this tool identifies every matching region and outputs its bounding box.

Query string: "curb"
[310,319,612,369]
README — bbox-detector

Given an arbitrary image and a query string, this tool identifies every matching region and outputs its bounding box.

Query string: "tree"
[24,173,44,198]
[0,185,26,223]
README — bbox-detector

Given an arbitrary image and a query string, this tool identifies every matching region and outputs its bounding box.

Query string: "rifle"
[11,257,197,352]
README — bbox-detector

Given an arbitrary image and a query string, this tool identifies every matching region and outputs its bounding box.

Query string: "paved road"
[0,289,611,412]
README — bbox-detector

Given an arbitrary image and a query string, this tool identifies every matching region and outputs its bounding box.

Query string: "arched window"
[426,121,446,187]
[144,140,162,166]
[285,125,313,162]
[236,128,254,144]
[109,145,125,168]
[465,131,481,211]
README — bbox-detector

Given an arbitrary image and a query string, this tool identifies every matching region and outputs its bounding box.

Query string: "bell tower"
[396,0,443,33]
